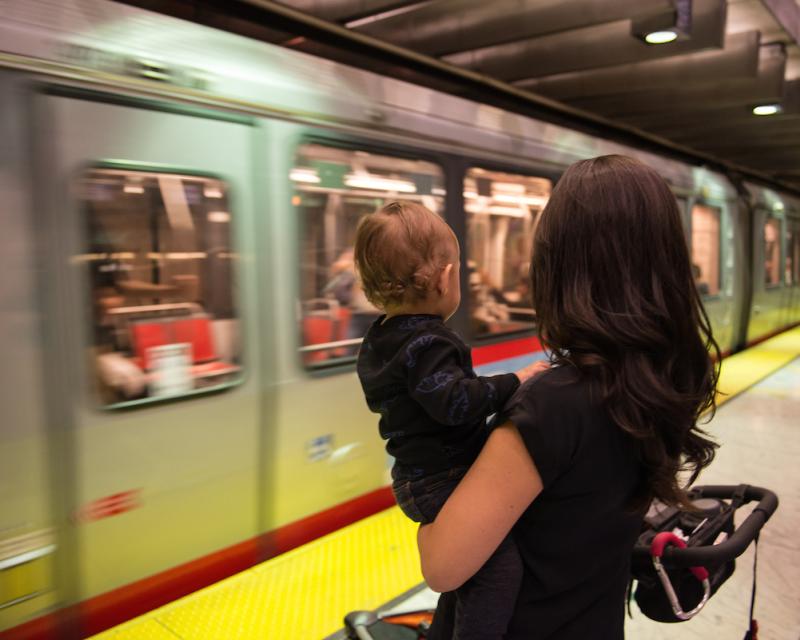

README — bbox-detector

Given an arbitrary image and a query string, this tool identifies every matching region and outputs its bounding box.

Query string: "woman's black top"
[496,365,644,639]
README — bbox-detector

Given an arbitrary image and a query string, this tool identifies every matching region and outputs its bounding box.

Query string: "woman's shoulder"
[505,363,606,434]
[516,363,590,404]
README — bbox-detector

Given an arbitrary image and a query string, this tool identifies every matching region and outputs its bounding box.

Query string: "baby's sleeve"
[406,333,518,426]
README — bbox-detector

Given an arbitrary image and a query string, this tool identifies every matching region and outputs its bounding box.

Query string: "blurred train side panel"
[1,0,799,637]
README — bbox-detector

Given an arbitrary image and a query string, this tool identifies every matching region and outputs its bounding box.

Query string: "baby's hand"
[516,360,550,382]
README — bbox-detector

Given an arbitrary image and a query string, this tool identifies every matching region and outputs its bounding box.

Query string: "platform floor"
[92,327,800,640]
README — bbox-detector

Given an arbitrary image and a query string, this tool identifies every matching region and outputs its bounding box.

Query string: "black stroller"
[341,484,778,640]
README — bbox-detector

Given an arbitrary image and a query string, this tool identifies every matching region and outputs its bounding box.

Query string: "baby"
[354,200,545,639]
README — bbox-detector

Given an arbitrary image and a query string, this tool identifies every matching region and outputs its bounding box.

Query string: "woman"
[418,155,720,639]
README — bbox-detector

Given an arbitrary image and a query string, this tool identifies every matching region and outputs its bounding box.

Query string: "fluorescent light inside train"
[207,211,231,223]
[290,168,321,183]
[123,183,144,194]
[752,104,782,116]
[147,252,208,260]
[644,30,678,44]
[204,185,224,198]
[344,174,416,193]
[493,193,549,207]
[487,205,528,217]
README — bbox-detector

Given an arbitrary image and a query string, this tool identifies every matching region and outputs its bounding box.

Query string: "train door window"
[690,204,721,297]
[465,168,551,337]
[294,143,445,367]
[764,218,781,287]
[80,168,242,407]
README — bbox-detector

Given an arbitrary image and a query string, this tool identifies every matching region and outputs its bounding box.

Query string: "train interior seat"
[302,299,353,363]
[130,320,171,370]
[129,315,239,380]
[302,314,334,363]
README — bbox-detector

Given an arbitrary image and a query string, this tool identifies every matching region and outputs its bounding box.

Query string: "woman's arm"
[417,422,543,592]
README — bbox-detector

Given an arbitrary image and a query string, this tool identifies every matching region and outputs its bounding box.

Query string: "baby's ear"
[437,263,453,294]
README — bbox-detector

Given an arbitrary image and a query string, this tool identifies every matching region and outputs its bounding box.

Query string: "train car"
[1,1,798,637]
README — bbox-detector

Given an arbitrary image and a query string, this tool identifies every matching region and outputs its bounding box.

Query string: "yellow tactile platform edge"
[714,326,800,409]
[91,326,800,640]
[90,507,421,640]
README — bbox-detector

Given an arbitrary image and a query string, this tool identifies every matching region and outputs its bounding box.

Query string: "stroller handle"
[633,484,778,567]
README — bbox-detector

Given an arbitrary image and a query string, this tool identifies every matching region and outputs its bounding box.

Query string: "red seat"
[130,321,171,370]
[172,317,216,363]
[130,316,239,383]
[303,315,334,363]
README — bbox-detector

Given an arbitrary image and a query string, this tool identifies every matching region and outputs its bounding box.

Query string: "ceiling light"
[344,174,416,193]
[631,2,691,45]
[752,104,782,116]
[204,185,224,198]
[644,30,678,44]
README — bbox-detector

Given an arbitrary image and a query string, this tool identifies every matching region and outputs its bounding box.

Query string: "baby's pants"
[392,466,523,640]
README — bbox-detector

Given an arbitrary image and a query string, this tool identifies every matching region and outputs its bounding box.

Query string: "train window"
[294,143,445,367]
[465,168,551,337]
[764,218,781,287]
[690,205,721,297]
[80,168,242,407]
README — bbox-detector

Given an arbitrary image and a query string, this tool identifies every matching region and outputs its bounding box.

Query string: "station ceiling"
[117,0,800,189]
[277,0,800,187]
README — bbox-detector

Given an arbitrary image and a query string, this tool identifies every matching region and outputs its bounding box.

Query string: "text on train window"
[764,218,781,287]
[465,168,551,338]
[294,144,445,367]
[80,168,242,407]
[690,205,721,297]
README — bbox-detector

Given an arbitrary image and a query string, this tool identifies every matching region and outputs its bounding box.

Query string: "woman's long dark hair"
[532,155,719,510]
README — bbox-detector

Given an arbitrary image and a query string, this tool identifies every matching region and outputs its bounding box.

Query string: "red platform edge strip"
[471,335,542,366]
[1,486,395,640]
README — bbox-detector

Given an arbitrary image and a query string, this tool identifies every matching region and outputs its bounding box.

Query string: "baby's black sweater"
[356,314,520,474]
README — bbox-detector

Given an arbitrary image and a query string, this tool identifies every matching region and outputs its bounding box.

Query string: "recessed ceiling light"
[645,30,678,44]
[752,104,782,116]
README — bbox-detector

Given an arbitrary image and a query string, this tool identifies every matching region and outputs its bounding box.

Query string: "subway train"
[1,1,799,637]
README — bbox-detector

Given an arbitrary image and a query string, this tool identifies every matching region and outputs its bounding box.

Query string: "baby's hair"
[354,201,456,309]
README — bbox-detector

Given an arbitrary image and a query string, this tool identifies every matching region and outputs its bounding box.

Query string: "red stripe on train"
[471,335,542,366]
[0,486,395,640]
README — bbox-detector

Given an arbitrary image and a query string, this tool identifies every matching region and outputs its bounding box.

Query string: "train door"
[31,89,263,628]
[0,74,59,634]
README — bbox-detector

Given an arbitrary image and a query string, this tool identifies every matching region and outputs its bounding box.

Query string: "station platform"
[91,327,800,640]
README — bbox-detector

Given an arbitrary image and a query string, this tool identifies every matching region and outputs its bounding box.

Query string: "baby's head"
[354,201,460,318]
